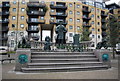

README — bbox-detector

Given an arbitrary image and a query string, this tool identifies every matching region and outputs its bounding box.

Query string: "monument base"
[56,49,68,52]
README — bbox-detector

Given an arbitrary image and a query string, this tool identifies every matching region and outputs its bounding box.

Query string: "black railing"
[27,3,46,8]
[50,4,67,9]
[26,28,39,33]
[0,19,9,23]
[27,11,45,16]
[101,13,107,17]
[27,19,45,24]
[82,9,91,13]
[0,11,10,16]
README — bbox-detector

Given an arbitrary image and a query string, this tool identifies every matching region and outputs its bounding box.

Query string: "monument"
[96,38,108,49]
[44,36,52,51]
[55,21,67,45]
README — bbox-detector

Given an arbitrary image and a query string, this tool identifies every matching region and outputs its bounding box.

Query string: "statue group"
[55,21,67,45]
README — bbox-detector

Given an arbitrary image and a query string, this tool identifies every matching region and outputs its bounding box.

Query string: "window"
[40,9,43,12]
[97,16,99,18]
[69,3,72,7]
[41,1,45,4]
[11,40,14,47]
[77,26,80,30]
[69,33,73,37]
[97,9,99,13]
[21,16,24,20]
[98,29,100,32]
[118,16,120,19]
[92,35,94,38]
[98,35,100,38]
[20,24,24,28]
[92,28,94,31]
[11,32,15,36]
[77,11,80,15]
[21,8,25,12]
[91,21,94,24]
[91,8,94,11]
[98,22,100,25]
[77,4,80,8]
[69,25,73,29]
[51,1,55,5]
[40,17,44,20]
[12,24,16,28]
[51,9,55,12]
[21,1,25,4]
[69,18,73,22]
[13,1,16,4]
[69,11,73,14]
[12,8,16,12]
[91,14,94,18]
[51,17,54,20]
[12,16,16,20]
[77,19,80,22]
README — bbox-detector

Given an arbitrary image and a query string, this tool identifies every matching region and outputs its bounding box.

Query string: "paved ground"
[0,55,119,79]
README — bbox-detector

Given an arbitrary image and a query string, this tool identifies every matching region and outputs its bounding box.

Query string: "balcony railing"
[101,26,107,30]
[27,11,45,16]
[50,12,67,17]
[0,36,8,41]
[1,27,9,32]
[50,4,67,10]
[101,19,106,23]
[28,35,39,41]
[27,19,45,24]
[0,11,10,16]
[101,13,107,17]
[102,32,107,37]
[82,16,91,20]
[50,20,67,25]
[26,28,39,33]
[0,19,9,23]
[83,23,91,27]
[27,3,46,8]
[82,9,91,13]
[1,4,10,8]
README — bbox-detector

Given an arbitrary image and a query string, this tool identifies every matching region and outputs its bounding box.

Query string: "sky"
[105,0,120,5]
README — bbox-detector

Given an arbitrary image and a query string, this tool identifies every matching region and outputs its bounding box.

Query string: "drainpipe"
[16,0,19,49]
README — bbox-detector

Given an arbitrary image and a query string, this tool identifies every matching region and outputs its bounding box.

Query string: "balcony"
[0,19,9,24]
[101,13,107,17]
[101,26,106,30]
[0,36,8,41]
[27,19,45,24]
[101,19,106,23]
[26,28,39,33]
[82,9,91,13]
[0,11,10,16]
[50,12,67,17]
[1,4,10,8]
[1,27,9,32]
[82,16,91,20]
[27,3,46,8]
[27,11,45,16]
[50,4,67,10]
[29,36,39,40]
[50,20,67,25]
[102,32,107,37]
[83,24,91,27]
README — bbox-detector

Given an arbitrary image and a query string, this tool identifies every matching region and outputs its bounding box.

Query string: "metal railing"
[30,41,94,52]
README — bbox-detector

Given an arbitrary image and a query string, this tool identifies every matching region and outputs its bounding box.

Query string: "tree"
[81,27,91,41]
[107,15,119,58]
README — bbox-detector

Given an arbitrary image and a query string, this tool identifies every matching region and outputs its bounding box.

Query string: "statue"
[18,36,31,48]
[96,38,108,49]
[55,21,67,45]
[73,34,82,52]
[44,36,52,51]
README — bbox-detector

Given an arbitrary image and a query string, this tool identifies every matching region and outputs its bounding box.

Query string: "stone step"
[31,55,96,58]
[28,62,103,68]
[31,52,94,55]
[22,65,108,73]
[31,58,99,63]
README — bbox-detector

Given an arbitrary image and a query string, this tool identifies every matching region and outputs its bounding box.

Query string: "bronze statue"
[96,39,108,49]
[55,21,67,45]
[44,36,52,50]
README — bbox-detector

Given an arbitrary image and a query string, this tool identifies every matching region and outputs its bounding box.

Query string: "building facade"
[0,0,109,49]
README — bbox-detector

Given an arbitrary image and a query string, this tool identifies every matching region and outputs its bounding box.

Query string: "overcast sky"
[105,0,120,5]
